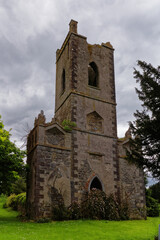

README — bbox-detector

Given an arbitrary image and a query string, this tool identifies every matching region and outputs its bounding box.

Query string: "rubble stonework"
[27,20,146,219]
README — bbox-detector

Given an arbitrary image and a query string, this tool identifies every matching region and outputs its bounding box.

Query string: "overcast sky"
[0,0,160,148]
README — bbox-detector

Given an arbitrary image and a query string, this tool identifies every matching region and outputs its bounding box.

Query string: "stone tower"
[27,20,146,219]
[55,19,119,201]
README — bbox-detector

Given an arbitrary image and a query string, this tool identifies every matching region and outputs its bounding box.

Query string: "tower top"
[69,19,78,34]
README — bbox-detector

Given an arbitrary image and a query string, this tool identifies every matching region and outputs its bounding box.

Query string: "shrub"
[146,195,159,217]
[81,189,106,219]
[68,201,81,220]
[11,177,26,195]
[81,190,129,220]
[62,119,76,132]
[51,189,129,221]
[104,194,120,220]
[52,203,69,221]
[4,194,17,209]
[4,192,26,216]
[15,192,26,216]
[0,194,7,203]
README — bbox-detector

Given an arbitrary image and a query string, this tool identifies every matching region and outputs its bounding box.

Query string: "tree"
[11,177,26,195]
[0,115,26,195]
[148,182,160,203]
[126,61,160,179]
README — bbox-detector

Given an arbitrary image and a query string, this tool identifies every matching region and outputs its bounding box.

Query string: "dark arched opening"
[88,62,98,87]
[90,177,102,191]
[62,69,66,92]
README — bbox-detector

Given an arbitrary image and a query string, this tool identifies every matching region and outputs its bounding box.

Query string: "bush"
[52,203,69,221]
[146,195,159,217]
[4,192,26,216]
[4,194,17,209]
[62,119,76,132]
[81,189,106,219]
[15,192,26,216]
[11,177,26,195]
[105,194,120,220]
[68,201,81,220]
[52,189,129,221]
[81,190,129,220]
[0,194,7,204]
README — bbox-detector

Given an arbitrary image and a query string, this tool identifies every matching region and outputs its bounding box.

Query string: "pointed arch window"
[90,176,103,191]
[88,62,98,87]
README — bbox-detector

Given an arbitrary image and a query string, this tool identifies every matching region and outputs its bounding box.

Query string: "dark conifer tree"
[149,182,160,202]
[126,60,160,179]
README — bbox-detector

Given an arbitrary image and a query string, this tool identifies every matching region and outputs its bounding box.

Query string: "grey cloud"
[0,0,160,146]
[27,30,57,73]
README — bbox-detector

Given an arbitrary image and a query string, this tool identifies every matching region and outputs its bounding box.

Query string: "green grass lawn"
[0,197,159,240]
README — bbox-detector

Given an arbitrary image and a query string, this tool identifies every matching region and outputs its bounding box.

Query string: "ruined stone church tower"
[27,20,146,219]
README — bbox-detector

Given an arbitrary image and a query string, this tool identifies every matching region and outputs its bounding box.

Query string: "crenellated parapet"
[34,110,46,126]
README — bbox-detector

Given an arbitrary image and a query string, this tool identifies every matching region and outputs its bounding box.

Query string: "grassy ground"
[0,197,159,240]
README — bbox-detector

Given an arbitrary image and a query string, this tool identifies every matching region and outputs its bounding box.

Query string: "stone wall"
[27,144,71,219]
[118,139,146,219]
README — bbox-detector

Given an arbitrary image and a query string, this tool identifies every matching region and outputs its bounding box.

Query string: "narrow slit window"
[88,62,98,87]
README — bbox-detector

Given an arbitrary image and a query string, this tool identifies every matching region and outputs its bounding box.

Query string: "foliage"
[62,119,76,132]
[104,194,120,220]
[81,189,106,219]
[81,189,129,220]
[4,192,26,216]
[126,61,160,179]
[3,194,17,209]
[148,182,160,203]
[11,177,26,195]
[0,115,26,195]
[106,194,129,220]
[146,195,159,217]
[0,193,7,204]
[52,189,129,221]
[68,201,81,220]
[52,203,69,221]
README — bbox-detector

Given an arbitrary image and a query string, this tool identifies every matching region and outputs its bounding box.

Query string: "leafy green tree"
[11,177,26,195]
[148,182,160,203]
[126,61,160,179]
[0,115,26,195]
[146,195,159,217]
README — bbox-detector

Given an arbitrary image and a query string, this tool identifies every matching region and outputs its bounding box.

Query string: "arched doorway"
[89,176,103,191]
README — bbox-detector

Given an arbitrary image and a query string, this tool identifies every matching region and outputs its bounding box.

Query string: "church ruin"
[27,20,146,219]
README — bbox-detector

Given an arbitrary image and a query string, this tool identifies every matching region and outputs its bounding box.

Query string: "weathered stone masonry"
[27,20,146,219]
